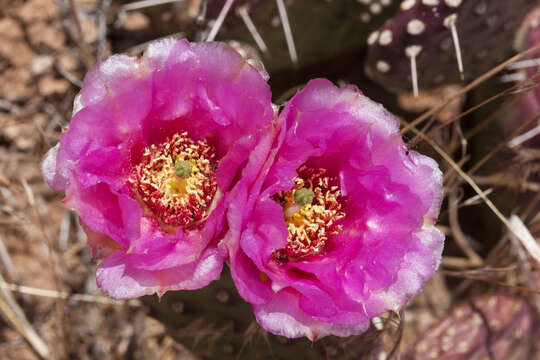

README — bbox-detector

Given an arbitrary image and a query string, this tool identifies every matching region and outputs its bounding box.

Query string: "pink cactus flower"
[226,79,444,340]
[41,39,275,299]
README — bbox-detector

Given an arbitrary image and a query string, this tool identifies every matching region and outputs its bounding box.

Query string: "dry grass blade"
[509,214,540,263]
[0,280,142,307]
[0,273,49,359]
[415,73,540,145]
[67,0,94,69]
[401,43,540,135]
[442,269,540,294]
[468,110,540,174]
[400,120,533,256]
[121,0,184,12]
[448,192,484,266]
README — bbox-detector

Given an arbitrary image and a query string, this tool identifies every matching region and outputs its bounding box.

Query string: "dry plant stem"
[461,188,494,207]
[468,110,540,174]
[509,215,540,263]
[442,155,469,186]
[55,63,82,88]
[442,270,540,294]
[399,120,532,254]
[121,0,184,11]
[0,235,20,282]
[464,96,521,140]
[442,256,485,269]
[448,192,484,266]
[0,272,50,359]
[418,72,540,144]
[507,216,540,312]
[522,192,540,222]
[401,43,540,135]
[0,280,142,306]
[472,174,540,192]
[68,0,94,69]
[387,310,404,360]
[98,0,112,59]
[21,179,69,358]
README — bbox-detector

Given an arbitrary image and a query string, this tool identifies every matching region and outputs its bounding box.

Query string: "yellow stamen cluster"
[129,132,217,228]
[273,166,345,261]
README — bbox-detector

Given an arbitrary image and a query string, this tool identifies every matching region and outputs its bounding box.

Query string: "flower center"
[129,132,217,228]
[273,166,345,262]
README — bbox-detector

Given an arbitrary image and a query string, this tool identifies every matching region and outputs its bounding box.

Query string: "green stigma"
[174,160,192,179]
[294,188,314,206]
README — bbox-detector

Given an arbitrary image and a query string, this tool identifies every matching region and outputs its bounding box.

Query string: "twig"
[399,119,534,252]
[20,178,68,357]
[522,192,540,222]
[509,122,540,147]
[58,212,71,252]
[387,310,404,360]
[412,72,540,147]
[464,96,520,140]
[448,192,484,266]
[472,174,540,192]
[442,256,484,269]
[0,235,20,282]
[461,188,494,207]
[121,0,183,12]
[468,109,540,174]
[55,63,82,88]
[68,0,94,69]
[0,272,49,359]
[401,43,540,134]
[442,270,540,294]
[98,0,112,59]
[0,280,141,307]
[508,215,540,263]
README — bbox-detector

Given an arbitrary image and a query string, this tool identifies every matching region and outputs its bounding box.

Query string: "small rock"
[0,17,24,40]
[80,15,99,44]
[121,11,150,31]
[38,75,70,96]
[14,0,61,23]
[0,41,34,67]
[31,55,54,75]
[0,67,34,101]
[27,22,66,50]
[58,51,79,72]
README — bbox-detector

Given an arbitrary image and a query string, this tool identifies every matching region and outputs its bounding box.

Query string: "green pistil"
[174,160,192,179]
[294,188,314,206]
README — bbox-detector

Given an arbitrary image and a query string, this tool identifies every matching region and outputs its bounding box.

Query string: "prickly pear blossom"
[41,39,274,299]
[226,79,444,340]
